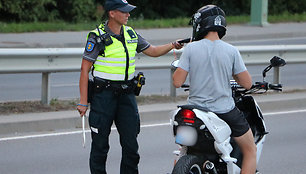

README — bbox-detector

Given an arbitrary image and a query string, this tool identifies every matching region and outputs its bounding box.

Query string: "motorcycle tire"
[171,155,205,174]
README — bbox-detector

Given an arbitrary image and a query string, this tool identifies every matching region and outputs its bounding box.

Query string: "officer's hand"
[172,39,188,50]
[77,105,88,117]
[172,41,183,50]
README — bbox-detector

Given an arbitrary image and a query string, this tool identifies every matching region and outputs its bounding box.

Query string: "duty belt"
[93,77,135,95]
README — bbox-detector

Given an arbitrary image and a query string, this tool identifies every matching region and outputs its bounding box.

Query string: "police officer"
[76,0,183,173]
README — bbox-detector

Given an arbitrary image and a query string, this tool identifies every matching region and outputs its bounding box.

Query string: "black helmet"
[190,5,227,41]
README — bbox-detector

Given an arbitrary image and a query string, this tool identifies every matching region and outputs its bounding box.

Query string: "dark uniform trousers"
[89,89,140,174]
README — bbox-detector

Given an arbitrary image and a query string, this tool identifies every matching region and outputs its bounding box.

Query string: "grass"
[0,99,78,115]
[268,12,306,23]
[0,95,188,115]
[0,21,99,33]
[1,13,306,33]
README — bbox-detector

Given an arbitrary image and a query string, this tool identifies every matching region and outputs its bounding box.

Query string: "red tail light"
[180,109,196,124]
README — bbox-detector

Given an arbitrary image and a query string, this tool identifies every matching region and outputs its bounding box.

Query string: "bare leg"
[234,129,257,174]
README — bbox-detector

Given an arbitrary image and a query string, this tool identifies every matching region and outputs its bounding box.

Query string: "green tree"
[0,0,58,22]
[57,0,97,22]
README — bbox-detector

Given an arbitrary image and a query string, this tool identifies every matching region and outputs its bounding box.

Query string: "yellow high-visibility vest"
[89,24,138,81]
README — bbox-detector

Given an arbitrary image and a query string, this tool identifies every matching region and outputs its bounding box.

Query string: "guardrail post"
[170,68,176,98]
[41,72,51,105]
[273,67,280,84]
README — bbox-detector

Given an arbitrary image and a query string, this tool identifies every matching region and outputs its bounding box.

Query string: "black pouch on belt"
[87,79,94,103]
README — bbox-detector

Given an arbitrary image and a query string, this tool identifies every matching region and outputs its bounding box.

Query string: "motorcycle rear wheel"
[171,155,205,174]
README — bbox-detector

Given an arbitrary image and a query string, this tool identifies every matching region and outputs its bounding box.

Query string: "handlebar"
[181,84,190,88]
[181,84,190,91]
[252,82,282,91]
[180,81,282,95]
[231,81,282,96]
[268,83,282,91]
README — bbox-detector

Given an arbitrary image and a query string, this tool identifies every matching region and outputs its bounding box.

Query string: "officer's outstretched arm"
[143,41,183,57]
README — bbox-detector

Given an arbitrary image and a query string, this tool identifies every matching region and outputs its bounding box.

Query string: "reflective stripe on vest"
[90,25,138,81]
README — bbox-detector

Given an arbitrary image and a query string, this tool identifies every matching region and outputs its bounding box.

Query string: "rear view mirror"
[270,56,286,67]
[262,56,286,79]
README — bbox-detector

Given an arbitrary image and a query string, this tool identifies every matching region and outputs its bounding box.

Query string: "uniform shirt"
[178,39,247,114]
[83,23,150,62]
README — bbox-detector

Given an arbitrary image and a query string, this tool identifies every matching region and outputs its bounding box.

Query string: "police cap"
[105,0,136,13]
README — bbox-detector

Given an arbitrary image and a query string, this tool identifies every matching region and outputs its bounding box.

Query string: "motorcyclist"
[172,5,256,174]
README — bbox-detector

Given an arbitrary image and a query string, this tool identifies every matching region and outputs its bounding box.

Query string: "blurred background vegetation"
[1,0,306,32]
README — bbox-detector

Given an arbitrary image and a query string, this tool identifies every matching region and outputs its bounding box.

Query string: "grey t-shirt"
[178,39,247,113]
[83,24,150,62]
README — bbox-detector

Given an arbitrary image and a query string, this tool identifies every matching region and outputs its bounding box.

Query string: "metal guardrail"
[1,45,306,104]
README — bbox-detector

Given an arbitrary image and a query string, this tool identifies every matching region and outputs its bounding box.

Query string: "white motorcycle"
[170,56,286,174]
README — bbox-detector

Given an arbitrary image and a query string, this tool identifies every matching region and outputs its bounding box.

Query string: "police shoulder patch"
[86,41,95,52]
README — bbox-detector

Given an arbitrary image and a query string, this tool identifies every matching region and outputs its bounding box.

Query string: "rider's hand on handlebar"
[254,82,268,90]
[254,82,282,91]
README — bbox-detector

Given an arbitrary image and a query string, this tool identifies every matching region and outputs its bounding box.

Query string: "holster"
[133,72,145,96]
[87,79,94,103]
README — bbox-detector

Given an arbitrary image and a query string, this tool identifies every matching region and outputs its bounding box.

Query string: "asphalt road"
[1,108,306,174]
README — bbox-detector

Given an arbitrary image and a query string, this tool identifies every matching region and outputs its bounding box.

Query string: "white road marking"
[1,109,306,142]
[0,122,171,142]
[263,109,306,116]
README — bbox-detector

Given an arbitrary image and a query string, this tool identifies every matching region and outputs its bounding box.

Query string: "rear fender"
[193,109,231,143]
